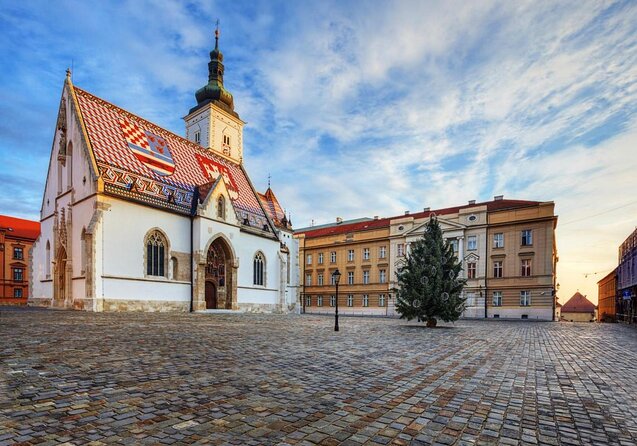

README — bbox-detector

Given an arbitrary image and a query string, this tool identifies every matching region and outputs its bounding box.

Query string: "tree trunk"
[426,317,437,328]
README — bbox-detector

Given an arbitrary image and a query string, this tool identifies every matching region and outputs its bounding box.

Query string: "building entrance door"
[205,281,217,310]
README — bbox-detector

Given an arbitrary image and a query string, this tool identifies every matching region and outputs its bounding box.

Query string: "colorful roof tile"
[258,188,290,230]
[72,86,272,231]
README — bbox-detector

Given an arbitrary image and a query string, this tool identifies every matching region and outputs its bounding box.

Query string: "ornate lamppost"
[332,268,341,332]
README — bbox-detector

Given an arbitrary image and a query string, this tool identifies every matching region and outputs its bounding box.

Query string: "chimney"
[494,195,504,201]
[373,216,379,220]
[423,207,430,212]
[336,217,343,224]
[468,200,476,205]
[404,211,410,215]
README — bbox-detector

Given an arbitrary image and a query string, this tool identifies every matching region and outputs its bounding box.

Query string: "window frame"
[467,236,477,251]
[379,246,387,259]
[521,259,532,277]
[362,294,369,307]
[521,229,533,246]
[362,270,370,285]
[145,230,168,278]
[363,248,370,260]
[520,290,531,306]
[13,247,23,260]
[493,261,503,278]
[253,252,266,286]
[493,291,502,307]
[467,262,477,279]
[347,250,354,262]
[493,233,504,248]
[347,271,354,285]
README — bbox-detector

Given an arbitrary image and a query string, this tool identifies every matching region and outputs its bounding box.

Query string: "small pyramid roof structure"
[561,292,596,313]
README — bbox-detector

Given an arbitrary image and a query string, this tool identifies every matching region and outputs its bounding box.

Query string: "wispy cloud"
[0,0,636,302]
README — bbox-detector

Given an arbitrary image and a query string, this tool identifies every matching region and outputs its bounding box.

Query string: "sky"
[1,0,636,304]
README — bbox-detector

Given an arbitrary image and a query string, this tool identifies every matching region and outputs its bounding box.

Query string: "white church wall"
[98,197,191,310]
[233,230,280,307]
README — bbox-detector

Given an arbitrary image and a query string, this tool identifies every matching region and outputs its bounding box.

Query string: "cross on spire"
[215,19,220,49]
[267,173,271,188]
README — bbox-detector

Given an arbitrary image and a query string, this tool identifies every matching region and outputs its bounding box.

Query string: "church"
[29,30,300,312]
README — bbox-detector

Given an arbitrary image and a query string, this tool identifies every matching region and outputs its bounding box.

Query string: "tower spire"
[190,20,238,117]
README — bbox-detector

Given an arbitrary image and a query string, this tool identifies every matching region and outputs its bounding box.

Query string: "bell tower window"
[194,130,201,145]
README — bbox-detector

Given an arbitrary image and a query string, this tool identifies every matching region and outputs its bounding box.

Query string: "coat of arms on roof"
[119,119,175,176]
[195,154,239,200]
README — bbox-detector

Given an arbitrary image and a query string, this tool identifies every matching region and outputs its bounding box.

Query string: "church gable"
[197,176,239,227]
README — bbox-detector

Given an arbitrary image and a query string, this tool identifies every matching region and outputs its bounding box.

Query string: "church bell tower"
[184,23,244,164]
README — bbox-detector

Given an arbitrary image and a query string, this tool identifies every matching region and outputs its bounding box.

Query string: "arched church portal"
[204,238,235,309]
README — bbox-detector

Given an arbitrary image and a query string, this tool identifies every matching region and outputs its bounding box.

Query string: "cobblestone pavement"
[2,309,637,446]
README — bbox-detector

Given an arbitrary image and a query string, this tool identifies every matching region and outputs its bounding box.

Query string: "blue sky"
[1,0,636,302]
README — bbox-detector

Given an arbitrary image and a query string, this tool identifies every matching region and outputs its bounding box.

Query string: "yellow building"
[296,196,558,320]
[296,218,391,315]
[486,200,558,320]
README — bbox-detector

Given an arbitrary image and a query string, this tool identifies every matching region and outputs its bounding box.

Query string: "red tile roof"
[296,199,544,239]
[0,215,41,240]
[561,292,596,313]
[73,86,271,229]
[258,188,289,229]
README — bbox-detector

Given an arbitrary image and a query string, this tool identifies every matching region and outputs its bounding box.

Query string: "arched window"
[217,195,225,220]
[253,252,265,286]
[146,230,168,277]
[45,240,51,277]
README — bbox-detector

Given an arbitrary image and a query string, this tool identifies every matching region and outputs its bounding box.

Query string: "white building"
[29,32,299,313]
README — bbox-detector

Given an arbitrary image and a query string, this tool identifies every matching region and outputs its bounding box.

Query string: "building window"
[362,294,369,307]
[13,247,23,260]
[379,294,386,307]
[223,134,231,146]
[347,294,353,307]
[379,269,386,284]
[466,292,476,307]
[80,228,87,274]
[13,268,24,282]
[14,288,23,298]
[305,296,311,307]
[146,231,167,277]
[493,261,503,278]
[467,236,477,251]
[397,243,405,257]
[253,252,265,286]
[347,271,354,285]
[217,196,226,220]
[194,130,201,145]
[521,259,531,277]
[330,295,336,307]
[330,273,337,285]
[330,251,336,263]
[493,233,504,248]
[363,270,370,284]
[521,229,533,246]
[520,290,531,306]
[305,273,312,286]
[493,291,502,307]
[449,239,459,252]
[317,273,324,286]
[379,246,386,259]
[318,253,324,264]
[348,250,354,262]
[306,254,312,265]
[467,262,476,279]
[317,295,323,307]
[363,248,370,260]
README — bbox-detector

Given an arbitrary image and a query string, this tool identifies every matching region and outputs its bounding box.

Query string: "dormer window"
[194,130,201,145]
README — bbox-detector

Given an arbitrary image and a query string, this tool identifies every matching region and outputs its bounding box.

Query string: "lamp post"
[332,268,341,332]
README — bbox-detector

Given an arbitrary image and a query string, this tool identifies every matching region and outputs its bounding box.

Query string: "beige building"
[296,218,391,315]
[486,200,558,320]
[296,196,558,320]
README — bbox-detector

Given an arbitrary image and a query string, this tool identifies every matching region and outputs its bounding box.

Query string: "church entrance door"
[205,281,217,309]
[56,247,67,301]
[205,238,234,309]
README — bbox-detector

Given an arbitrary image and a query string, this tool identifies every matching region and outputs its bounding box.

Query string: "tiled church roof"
[258,188,290,230]
[73,86,273,231]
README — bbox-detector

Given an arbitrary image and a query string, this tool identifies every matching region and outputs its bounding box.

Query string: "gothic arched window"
[45,240,51,277]
[217,195,225,220]
[253,252,265,286]
[146,230,168,277]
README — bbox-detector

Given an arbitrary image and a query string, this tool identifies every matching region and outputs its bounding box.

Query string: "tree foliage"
[394,216,466,326]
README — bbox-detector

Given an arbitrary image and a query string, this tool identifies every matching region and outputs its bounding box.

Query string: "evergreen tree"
[394,216,466,327]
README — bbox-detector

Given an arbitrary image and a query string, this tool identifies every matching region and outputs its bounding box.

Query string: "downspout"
[189,187,200,313]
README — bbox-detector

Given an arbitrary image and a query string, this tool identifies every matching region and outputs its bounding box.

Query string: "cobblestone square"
[2,309,637,445]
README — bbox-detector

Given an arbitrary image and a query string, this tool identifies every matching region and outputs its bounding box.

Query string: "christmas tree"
[394,216,466,327]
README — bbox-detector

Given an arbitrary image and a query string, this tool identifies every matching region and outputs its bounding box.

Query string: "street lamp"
[332,268,341,332]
